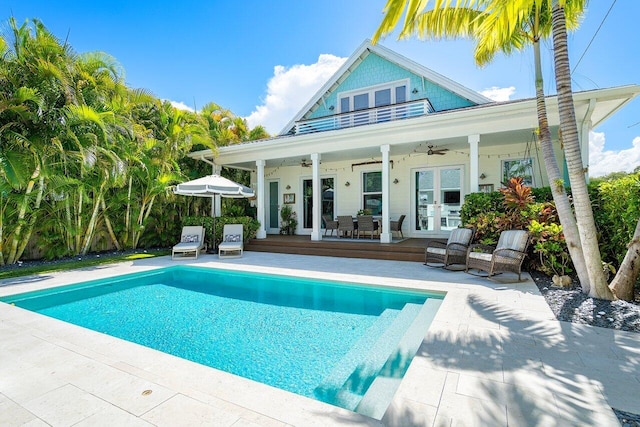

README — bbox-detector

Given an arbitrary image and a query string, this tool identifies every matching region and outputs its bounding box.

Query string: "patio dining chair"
[322,215,339,237]
[356,215,379,239]
[466,229,530,281]
[424,227,473,269]
[389,215,406,239]
[337,215,356,238]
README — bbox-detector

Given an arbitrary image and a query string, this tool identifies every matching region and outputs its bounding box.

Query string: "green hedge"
[590,173,640,266]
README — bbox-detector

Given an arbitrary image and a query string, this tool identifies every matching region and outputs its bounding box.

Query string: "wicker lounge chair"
[322,215,339,237]
[172,226,206,260]
[218,224,244,259]
[337,215,355,238]
[424,227,474,269]
[356,215,379,239]
[389,215,406,239]
[466,230,530,281]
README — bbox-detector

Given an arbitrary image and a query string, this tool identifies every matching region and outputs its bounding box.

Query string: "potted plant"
[279,205,298,235]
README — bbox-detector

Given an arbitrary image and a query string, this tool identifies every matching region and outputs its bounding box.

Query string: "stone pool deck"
[0,252,638,426]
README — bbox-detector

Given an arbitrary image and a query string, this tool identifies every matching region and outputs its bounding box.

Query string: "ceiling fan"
[427,145,448,155]
[300,159,312,167]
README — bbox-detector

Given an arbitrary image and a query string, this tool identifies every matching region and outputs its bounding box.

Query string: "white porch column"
[212,164,222,218]
[469,134,480,193]
[380,144,392,243]
[256,160,267,239]
[311,153,322,241]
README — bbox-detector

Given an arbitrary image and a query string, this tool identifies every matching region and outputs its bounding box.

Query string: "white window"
[338,80,409,114]
[502,158,534,186]
[362,171,382,215]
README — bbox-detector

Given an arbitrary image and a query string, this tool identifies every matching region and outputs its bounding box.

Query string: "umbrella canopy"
[174,174,254,198]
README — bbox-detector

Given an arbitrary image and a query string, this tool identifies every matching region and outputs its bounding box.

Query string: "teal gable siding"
[308,52,476,119]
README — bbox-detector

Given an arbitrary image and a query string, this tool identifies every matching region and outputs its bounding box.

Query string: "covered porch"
[190,86,638,244]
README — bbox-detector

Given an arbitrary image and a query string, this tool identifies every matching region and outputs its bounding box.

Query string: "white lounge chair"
[219,224,244,259]
[172,226,206,260]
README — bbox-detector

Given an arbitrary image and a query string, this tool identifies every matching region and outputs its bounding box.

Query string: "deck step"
[245,237,445,263]
[314,303,424,410]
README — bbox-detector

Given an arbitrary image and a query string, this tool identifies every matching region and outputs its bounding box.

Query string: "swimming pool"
[1,265,443,418]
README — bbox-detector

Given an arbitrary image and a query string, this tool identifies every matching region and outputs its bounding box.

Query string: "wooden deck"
[245,235,446,262]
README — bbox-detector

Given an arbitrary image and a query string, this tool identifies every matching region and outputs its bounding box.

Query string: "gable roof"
[279,39,493,135]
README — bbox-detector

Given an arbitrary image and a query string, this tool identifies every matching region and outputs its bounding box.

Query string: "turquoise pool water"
[2,266,443,417]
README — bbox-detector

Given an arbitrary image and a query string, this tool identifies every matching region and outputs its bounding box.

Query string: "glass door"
[267,180,279,234]
[303,177,335,230]
[414,167,462,233]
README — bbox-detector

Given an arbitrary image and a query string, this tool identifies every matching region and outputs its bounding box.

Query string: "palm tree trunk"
[532,38,590,292]
[15,175,45,261]
[65,196,73,253]
[609,218,640,300]
[551,4,612,299]
[132,194,156,249]
[0,195,6,266]
[7,165,40,264]
[75,187,83,254]
[101,196,121,251]
[80,181,107,255]
[125,175,132,248]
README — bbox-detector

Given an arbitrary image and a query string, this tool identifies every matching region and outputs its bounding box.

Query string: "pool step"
[356,298,444,419]
[314,303,423,410]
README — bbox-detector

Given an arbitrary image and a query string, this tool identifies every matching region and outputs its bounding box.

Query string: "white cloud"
[589,131,640,177]
[245,54,347,135]
[480,86,516,102]
[167,100,195,112]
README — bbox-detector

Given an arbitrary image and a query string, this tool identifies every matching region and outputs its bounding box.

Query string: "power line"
[572,0,617,75]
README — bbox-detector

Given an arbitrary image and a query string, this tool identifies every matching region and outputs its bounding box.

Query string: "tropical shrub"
[528,220,572,276]
[459,191,503,223]
[463,178,570,276]
[590,172,640,266]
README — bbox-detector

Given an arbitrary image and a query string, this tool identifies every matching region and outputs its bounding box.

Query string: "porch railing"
[294,98,435,135]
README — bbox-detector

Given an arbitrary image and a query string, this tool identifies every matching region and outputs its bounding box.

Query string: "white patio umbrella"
[174,174,255,250]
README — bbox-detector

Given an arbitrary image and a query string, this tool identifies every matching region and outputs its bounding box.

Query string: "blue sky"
[3,1,639,176]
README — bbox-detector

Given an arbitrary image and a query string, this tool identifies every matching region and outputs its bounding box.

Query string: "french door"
[413,167,463,234]
[302,177,335,230]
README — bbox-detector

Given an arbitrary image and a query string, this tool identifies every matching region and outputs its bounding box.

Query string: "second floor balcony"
[294,99,435,135]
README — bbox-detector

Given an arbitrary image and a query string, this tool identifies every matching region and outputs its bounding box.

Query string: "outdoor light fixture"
[345,181,350,187]
[286,185,291,190]
[412,88,419,94]
[479,173,487,180]
[393,178,399,184]
[328,105,335,111]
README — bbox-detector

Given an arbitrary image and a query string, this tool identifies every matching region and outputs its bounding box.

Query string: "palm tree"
[373,0,593,292]
[550,3,640,299]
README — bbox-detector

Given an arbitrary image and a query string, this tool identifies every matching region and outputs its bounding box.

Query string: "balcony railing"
[294,99,435,135]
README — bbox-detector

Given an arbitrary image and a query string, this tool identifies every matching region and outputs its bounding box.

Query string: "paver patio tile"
[74,404,155,427]
[22,384,110,427]
[0,398,39,426]
[142,394,241,426]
